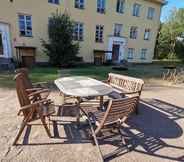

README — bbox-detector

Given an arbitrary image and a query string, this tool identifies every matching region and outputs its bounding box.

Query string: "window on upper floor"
[147,7,155,20]
[114,24,123,37]
[130,26,138,39]
[128,48,134,60]
[141,49,147,60]
[73,22,84,41]
[48,0,60,5]
[75,0,85,9]
[116,0,125,14]
[133,3,141,17]
[95,25,104,42]
[18,14,32,37]
[97,0,106,14]
[144,29,151,40]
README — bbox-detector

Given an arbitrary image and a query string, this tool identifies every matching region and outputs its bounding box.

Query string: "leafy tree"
[175,39,184,61]
[156,8,184,60]
[42,12,80,66]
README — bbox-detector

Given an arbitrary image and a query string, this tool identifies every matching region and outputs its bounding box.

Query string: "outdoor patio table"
[55,76,113,123]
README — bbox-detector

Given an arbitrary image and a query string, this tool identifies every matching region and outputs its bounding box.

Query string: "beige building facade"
[0,0,165,65]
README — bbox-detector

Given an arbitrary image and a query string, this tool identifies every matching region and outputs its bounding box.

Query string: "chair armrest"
[122,91,140,95]
[26,88,43,93]
[32,82,48,86]
[28,89,50,97]
[18,99,50,115]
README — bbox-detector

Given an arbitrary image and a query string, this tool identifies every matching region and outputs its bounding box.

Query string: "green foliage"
[175,40,184,61]
[156,8,184,60]
[42,12,80,66]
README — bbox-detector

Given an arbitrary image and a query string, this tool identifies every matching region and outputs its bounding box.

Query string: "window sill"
[129,38,137,40]
[114,35,121,37]
[19,35,33,38]
[147,18,153,20]
[48,2,60,5]
[97,11,106,14]
[132,15,140,17]
[95,41,104,43]
[116,11,124,14]
[75,7,85,10]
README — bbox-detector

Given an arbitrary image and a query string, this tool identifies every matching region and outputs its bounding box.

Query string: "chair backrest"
[15,68,32,89]
[108,73,144,94]
[102,96,139,126]
[14,73,31,117]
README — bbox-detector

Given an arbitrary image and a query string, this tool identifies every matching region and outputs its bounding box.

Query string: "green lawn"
[0,62,183,89]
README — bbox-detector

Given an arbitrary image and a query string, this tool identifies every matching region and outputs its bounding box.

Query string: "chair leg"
[13,121,27,145]
[40,116,51,137]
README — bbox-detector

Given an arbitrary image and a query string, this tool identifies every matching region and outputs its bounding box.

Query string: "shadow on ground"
[15,100,184,162]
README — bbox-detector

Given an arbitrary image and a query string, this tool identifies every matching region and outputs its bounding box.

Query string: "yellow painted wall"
[0,0,164,63]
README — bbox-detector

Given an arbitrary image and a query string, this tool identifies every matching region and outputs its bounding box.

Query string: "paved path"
[0,85,184,162]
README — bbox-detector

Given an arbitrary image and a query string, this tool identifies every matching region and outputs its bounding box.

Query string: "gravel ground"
[0,84,184,162]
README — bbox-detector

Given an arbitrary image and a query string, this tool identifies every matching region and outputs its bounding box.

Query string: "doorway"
[0,23,12,58]
[112,44,120,62]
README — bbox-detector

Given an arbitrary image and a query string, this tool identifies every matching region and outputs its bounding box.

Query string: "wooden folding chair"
[15,68,49,89]
[15,68,50,100]
[80,96,139,160]
[13,73,55,145]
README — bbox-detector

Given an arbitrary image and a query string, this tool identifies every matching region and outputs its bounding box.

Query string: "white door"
[0,23,12,58]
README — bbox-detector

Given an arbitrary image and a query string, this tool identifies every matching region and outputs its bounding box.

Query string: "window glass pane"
[141,49,147,59]
[0,33,3,55]
[19,15,25,20]
[133,3,140,16]
[73,22,84,41]
[19,14,32,36]
[148,7,155,19]
[128,48,134,59]
[97,0,105,13]
[117,0,124,13]
[95,25,103,42]
[48,0,60,4]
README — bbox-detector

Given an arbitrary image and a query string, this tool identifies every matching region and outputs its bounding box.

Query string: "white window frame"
[73,22,84,41]
[128,48,134,60]
[97,0,106,14]
[147,7,155,20]
[141,49,147,60]
[116,0,125,14]
[75,0,85,9]
[133,3,141,17]
[18,14,32,37]
[130,26,138,39]
[95,25,104,43]
[114,24,123,37]
[144,29,151,40]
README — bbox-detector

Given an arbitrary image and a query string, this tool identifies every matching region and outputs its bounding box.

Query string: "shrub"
[42,12,80,66]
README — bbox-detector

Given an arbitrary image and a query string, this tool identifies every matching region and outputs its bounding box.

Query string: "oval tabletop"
[55,76,113,97]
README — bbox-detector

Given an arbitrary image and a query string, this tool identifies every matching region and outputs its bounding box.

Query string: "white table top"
[55,76,113,97]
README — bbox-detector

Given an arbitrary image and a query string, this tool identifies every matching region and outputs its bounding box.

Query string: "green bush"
[175,40,184,62]
[42,12,80,66]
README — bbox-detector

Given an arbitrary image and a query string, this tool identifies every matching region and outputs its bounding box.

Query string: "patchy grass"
[0,62,184,88]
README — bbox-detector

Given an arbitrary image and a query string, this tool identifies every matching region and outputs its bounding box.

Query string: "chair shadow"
[18,101,184,162]
[142,98,184,120]
[18,104,92,146]
[103,101,184,161]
